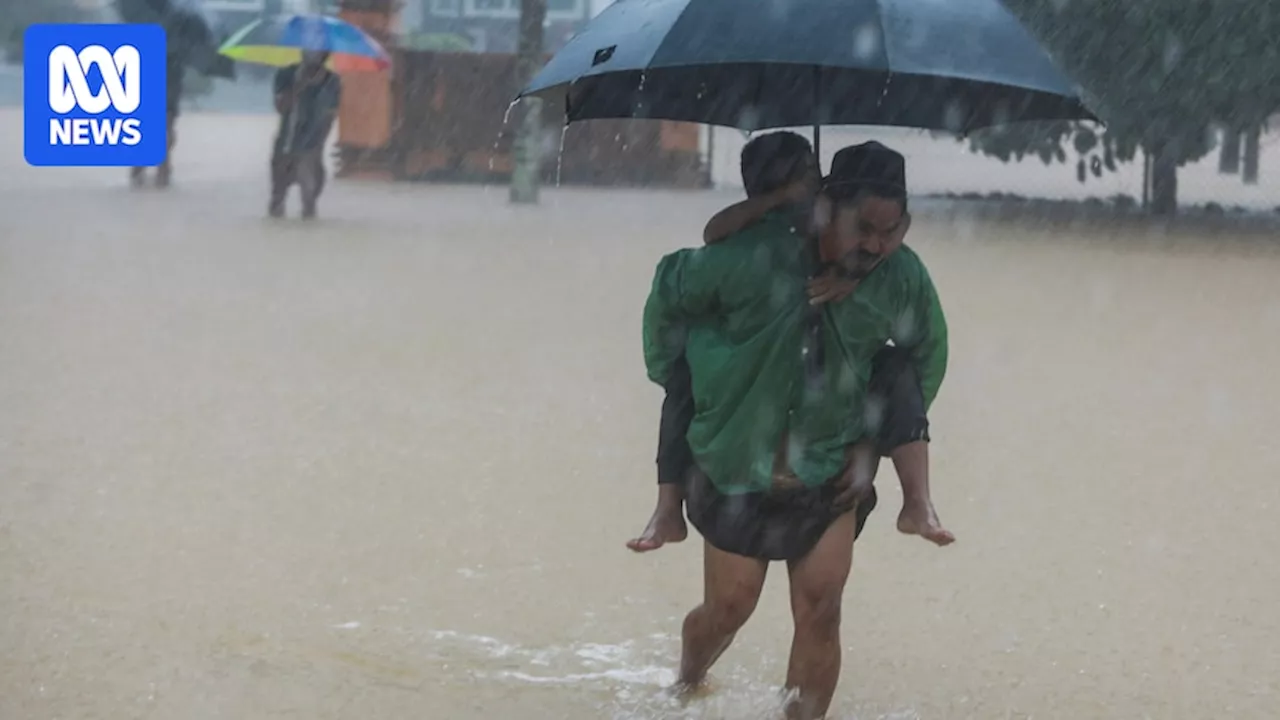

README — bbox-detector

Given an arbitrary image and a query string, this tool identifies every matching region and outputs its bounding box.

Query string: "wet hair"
[740,131,814,198]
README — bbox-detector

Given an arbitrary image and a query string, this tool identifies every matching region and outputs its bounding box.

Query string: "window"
[548,0,582,14]
[202,0,266,10]
[463,0,582,19]
[469,0,513,13]
[431,0,460,15]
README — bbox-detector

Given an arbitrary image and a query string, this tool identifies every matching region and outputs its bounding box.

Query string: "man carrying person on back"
[639,133,949,719]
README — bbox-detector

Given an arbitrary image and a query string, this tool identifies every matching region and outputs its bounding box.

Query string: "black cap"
[823,141,907,200]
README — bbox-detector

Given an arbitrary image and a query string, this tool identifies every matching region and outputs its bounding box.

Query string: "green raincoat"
[642,212,948,495]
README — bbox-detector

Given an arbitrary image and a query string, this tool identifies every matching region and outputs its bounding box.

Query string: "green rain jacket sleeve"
[891,251,949,411]
[641,249,720,386]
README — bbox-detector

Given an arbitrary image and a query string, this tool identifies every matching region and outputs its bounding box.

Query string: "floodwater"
[3,110,1280,719]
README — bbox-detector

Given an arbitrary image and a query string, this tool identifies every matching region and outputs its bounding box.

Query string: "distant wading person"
[641,134,949,719]
[130,50,185,188]
[269,51,341,219]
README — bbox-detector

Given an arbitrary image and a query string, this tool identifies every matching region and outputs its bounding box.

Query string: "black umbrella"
[115,0,236,79]
[519,0,1096,390]
[519,0,1095,153]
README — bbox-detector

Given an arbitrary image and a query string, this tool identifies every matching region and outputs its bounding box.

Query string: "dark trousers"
[656,346,929,486]
[270,146,327,214]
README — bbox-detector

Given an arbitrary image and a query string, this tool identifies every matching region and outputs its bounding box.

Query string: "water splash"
[555,123,570,188]
[488,100,521,190]
[425,630,923,718]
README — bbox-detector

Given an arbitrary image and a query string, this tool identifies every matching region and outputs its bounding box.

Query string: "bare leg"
[890,441,954,546]
[627,483,688,552]
[155,114,176,188]
[632,356,694,552]
[298,148,325,219]
[783,509,859,720]
[676,541,768,690]
[269,153,292,218]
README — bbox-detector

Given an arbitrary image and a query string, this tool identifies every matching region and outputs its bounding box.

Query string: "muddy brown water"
[2,112,1279,719]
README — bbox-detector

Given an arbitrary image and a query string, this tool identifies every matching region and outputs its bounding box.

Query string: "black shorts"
[684,466,878,561]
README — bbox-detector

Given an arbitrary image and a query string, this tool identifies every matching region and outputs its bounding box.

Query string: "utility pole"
[510,0,547,204]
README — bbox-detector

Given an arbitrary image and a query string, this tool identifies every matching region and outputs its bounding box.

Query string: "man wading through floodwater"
[640,134,949,718]
[269,50,341,219]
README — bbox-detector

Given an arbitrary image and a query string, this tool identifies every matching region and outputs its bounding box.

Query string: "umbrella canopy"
[519,0,1094,134]
[114,0,235,79]
[219,14,392,73]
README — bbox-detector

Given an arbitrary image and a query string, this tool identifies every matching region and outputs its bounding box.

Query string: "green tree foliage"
[968,0,1280,213]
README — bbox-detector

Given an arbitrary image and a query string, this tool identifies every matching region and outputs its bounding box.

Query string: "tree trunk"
[1149,143,1178,216]
[1218,128,1241,174]
[1243,125,1261,185]
[510,0,547,205]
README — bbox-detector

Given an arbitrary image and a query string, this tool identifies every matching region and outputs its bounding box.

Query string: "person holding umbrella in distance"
[268,49,340,219]
[217,12,391,218]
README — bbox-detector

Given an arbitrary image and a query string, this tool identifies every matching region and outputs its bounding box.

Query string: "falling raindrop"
[633,70,650,119]
[942,99,966,133]
[852,22,880,60]
[1162,34,1183,72]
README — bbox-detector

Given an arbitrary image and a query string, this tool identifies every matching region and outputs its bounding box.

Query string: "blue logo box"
[24,23,168,167]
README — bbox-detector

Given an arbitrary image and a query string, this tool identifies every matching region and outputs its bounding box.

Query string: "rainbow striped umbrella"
[218,13,391,73]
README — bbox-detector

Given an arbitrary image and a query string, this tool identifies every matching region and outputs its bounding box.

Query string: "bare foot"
[897,498,955,546]
[626,503,687,553]
[664,676,716,703]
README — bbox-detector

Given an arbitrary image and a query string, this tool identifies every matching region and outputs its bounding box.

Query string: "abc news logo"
[24,24,166,167]
[48,44,144,146]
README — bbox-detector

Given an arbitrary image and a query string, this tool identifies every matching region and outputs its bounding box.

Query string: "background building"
[409,0,590,54]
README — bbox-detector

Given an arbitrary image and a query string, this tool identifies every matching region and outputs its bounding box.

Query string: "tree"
[510,0,547,204]
[968,0,1280,214]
